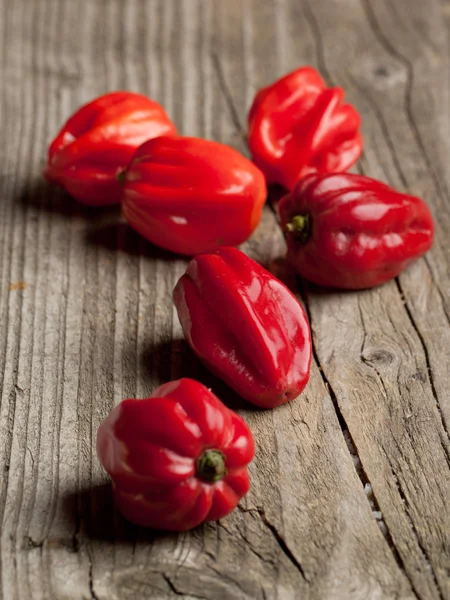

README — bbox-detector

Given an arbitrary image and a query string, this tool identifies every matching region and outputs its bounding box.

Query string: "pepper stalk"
[286,214,311,243]
[196,449,227,483]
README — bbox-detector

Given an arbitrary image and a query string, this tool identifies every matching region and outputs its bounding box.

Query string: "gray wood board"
[0,0,448,599]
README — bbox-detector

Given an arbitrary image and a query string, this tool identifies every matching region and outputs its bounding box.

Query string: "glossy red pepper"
[173,247,312,408]
[44,91,176,206]
[278,173,435,289]
[121,136,267,255]
[97,378,254,531]
[248,67,362,191]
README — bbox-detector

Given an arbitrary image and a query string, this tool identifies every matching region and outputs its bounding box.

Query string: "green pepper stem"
[196,449,227,483]
[116,170,126,184]
[286,214,311,244]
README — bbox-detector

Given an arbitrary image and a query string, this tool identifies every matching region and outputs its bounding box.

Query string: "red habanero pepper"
[248,67,362,191]
[121,136,267,255]
[278,173,435,289]
[97,378,254,531]
[44,91,176,205]
[173,247,312,408]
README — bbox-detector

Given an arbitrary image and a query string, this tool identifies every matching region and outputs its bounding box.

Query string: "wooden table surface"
[1,0,449,598]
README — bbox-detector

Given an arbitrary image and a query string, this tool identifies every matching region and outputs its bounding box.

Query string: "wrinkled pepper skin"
[121,136,267,255]
[45,92,176,206]
[173,247,312,408]
[248,67,362,191]
[97,378,254,531]
[278,173,435,289]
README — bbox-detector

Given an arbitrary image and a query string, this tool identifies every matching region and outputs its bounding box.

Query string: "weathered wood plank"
[294,0,450,598]
[0,0,448,599]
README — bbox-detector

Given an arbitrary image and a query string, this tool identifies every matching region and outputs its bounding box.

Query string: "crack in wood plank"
[255,507,308,582]
[87,544,100,600]
[217,520,277,567]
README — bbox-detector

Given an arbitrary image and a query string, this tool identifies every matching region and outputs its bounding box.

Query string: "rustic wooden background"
[1,0,449,598]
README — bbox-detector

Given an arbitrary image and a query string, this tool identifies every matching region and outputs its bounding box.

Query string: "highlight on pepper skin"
[121,135,268,255]
[173,247,312,408]
[277,172,435,289]
[96,378,255,532]
[44,91,177,206]
[248,66,362,191]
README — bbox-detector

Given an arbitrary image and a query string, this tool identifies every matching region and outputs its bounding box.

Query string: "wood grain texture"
[0,1,448,599]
